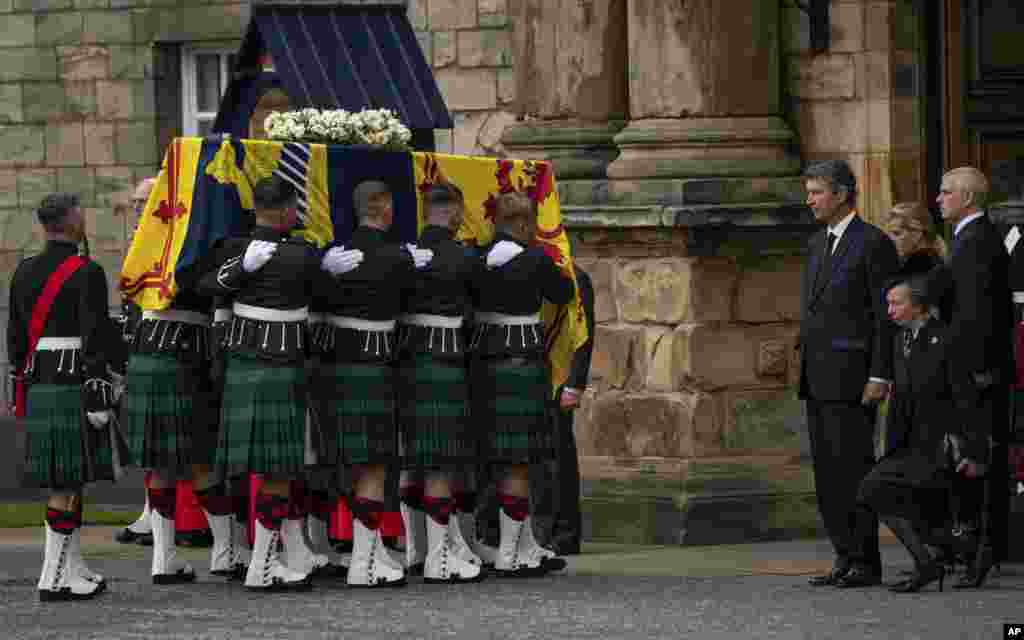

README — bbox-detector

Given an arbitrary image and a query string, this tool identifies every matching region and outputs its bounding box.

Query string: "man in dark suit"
[799,160,899,588]
[932,167,1013,588]
[533,261,595,556]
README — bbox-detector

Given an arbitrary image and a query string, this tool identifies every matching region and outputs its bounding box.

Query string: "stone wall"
[783,0,927,226]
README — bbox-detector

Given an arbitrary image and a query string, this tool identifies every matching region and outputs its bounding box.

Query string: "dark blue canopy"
[213,3,452,137]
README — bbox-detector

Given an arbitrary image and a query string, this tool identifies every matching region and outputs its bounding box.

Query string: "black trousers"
[806,399,881,572]
[531,408,582,544]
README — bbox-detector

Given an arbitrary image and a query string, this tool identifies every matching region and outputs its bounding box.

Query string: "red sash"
[14,255,87,418]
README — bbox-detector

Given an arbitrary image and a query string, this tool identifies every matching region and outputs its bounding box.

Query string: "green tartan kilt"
[472,357,556,465]
[122,353,217,472]
[396,355,476,469]
[216,354,308,476]
[315,361,397,467]
[22,383,119,489]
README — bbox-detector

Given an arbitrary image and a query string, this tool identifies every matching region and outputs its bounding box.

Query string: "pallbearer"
[8,194,116,601]
[183,174,362,591]
[472,191,574,576]
[395,184,484,584]
[314,180,426,587]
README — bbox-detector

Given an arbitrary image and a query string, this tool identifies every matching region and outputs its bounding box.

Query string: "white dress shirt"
[826,210,858,253]
[954,210,985,237]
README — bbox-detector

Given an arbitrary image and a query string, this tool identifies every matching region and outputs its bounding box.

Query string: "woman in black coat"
[858,276,967,593]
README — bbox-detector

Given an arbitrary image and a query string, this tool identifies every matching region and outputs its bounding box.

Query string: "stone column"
[502,0,629,179]
[607,0,799,180]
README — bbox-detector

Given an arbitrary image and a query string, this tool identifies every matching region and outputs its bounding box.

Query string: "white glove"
[87,410,112,430]
[242,240,277,273]
[486,240,524,269]
[109,371,126,403]
[322,246,364,276]
[406,244,434,270]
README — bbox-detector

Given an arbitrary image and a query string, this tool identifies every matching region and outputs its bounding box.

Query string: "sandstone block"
[65,80,98,118]
[84,122,115,165]
[115,121,157,165]
[478,0,507,27]
[673,323,798,391]
[615,257,737,325]
[435,68,496,111]
[458,29,512,67]
[0,49,58,83]
[433,31,456,67]
[15,0,72,9]
[0,207,40,252]
[795,100,868,154]
[85,207,124,253]
[578,391,701,459]
[1,13,36,47]
[57,167,96,207]
[0,126,45,167]
[429,0,476,30]
[21,83,65,123]
[36,12,82,46]
[180,5,246,41]
[59,45,110,81]
[96,80,133,119]
[45,122,86,167]
[575,258,615,323]
[581,390,627,456]
[0,171,17,208]
[721,389,803,453]
[0,250,25,305]
[496,67,515,105]
[95,166,133,212]
[829,2,865,53]
[590,324,645,391]
[645,327,677,392]
[110,45,152,80]
[789,55,855,101]
[17,168,57,211]
[0,84,22,124]
[734,255,803,322]
[865,1,894,52]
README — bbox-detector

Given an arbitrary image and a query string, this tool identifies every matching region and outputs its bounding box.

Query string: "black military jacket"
[471,233,574,359]
[7,240,113,410]
[399,225,481,360]
[315,226,415,363]
[181,226,323,363]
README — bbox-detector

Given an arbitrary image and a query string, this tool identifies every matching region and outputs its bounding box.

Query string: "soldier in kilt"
[7,193,118,601]
[312,180,425,587]
[471,191,574,577]
[183,175,362,591]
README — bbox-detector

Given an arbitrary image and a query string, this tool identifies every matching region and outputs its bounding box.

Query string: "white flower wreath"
[264,108,413,150]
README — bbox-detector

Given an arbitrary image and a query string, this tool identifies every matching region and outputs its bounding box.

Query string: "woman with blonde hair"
[886,202,946,278]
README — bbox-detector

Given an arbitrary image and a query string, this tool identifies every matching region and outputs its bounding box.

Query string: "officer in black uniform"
[395,183,484,584]
[471,191,574,576]
[8,193,116,601]
[181,174,362,591]
[315,179,426,587]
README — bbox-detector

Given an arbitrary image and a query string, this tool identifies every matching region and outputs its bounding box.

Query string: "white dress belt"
[1013,292,1024,304]
[307,312,326,324]
[400,313,463,329]
[327,315,396,332]
[142,309,211,327]
[475,312,540,326]
[233,303,309,323]
[36,337,82,350]
[213,309,233,323]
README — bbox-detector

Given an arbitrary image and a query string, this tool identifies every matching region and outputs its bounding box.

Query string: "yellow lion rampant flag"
[412,152,589,397]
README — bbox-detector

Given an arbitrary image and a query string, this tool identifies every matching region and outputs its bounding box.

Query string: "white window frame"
[181,46,235,137]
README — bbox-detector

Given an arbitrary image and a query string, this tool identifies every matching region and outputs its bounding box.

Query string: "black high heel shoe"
[889,563,945,593]
[954,544,997,589]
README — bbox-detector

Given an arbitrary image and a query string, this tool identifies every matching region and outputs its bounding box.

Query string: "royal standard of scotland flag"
[121,137,587,396]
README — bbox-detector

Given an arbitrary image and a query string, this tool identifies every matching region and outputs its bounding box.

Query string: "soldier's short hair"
[804,160,858,206]
[252,174,298,210]
[37,193,80,228]
[493,191,536,227]
[352,180,391,222]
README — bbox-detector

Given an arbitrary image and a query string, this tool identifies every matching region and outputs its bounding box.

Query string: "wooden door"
[943,0,1024,203]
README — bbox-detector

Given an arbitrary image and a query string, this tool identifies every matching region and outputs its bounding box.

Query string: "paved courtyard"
[1,527,1022,639]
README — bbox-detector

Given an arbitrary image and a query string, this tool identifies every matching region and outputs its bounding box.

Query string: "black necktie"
[822,231,836,277]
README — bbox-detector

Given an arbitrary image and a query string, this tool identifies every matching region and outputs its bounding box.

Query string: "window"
[181,48,236,137]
